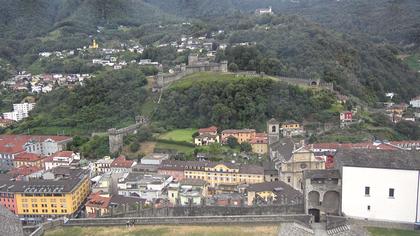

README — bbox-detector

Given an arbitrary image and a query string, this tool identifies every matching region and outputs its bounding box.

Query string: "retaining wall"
[65,214,311,227]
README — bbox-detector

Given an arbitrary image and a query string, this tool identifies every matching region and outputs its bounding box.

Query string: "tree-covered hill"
[154,73,337,130]
[12,67,149,135]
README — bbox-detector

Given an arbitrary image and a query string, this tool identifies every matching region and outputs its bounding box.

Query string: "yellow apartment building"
[13,167,90,218]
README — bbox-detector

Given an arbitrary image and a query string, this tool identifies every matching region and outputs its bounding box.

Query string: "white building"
[410,96,420,108]
[140,153,169,165]
[3,103,36,121]
[94,156,114,174]
[335,149,420,224]
[255,7,273,15]
[44,151,80,170]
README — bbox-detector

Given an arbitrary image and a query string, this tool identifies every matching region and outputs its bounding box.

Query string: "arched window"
[271,125,276,133]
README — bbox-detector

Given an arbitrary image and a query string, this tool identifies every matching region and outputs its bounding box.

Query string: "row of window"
[23,198,66,203]
[365,186,395,198]
[22,209,67,213]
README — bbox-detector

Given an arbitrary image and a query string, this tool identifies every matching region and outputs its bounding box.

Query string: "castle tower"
[267,118,280,145]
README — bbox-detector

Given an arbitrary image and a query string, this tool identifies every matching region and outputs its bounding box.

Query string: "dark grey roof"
[110,195,145,205]
[247,181,302,200]
[334,149,420,170]
[0,205,24,236]
[0,167,88,193]
[303,170,340,179]
[270,137,295,161]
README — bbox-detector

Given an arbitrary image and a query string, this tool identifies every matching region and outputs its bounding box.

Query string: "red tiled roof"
[0,135,72,154]
[199,126,218,134]
[86,192,111,208]
[7,165,43,177]
[111,156,134,168]
[14,152,42,162]
[250,133,268,144]
[52,151,74,158]
[222,129,256,134]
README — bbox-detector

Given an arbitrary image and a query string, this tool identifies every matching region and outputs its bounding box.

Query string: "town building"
[281,120,305,137]
[255,7,273,15]
[246,181,302,206]
[158,160,265,189]
[280,147,325,191]
[140,153,170,165]
[410,96,420,108]
[168,178,209,206]
[43,151,80,170]
[12,152,43,169]
[110,156,136,173]
[334,149,420,224]
[0,166,90,221]
[117,173,173,201]
[7,165,43,180]
[250,133,268,154]
[262,161,279,182]
[339,111,353,128]
[0,135,72,171]
[303,169,341,222]
[0,119,14,128]
[94,156,113,174]
[3,103,35,121]
[85,192,111,218]
[221,129,256,144]
[194,126,220,146]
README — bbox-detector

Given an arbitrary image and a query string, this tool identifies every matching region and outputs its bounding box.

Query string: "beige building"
[250,133,268,154]
[185,162,265,188]
[280,147,325,191]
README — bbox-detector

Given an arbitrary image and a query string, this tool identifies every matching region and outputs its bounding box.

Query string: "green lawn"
[155,141,195,154]
[405,54,420,72]
[45,225,279,236]
[158,128,197,143]
[170,72,271,89]
[367,227,420,236]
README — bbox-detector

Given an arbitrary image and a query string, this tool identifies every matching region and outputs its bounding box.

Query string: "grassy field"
[155,141,195,154]
[158,128,197,143]
[45,225,279,236]
[405,54,420,72]
[367,227,420,236]
[170,72,272,89]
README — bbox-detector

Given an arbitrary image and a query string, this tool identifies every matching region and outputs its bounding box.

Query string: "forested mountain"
[215,14,419,102]
[145,0,420,48]
[0,0,173,39]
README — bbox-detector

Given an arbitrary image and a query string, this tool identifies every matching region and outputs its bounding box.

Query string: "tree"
[130,142,140,152]
[192,131,199,138]
[240,142,252,153]
[228,63,239,72]
[226,136,238,148]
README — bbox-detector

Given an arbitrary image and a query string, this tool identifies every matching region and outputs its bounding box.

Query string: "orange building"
[221,129,256,144]
[12,152,44,169]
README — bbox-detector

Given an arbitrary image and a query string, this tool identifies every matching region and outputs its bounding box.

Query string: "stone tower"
[267,118,280,145]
